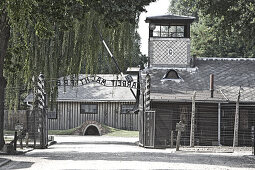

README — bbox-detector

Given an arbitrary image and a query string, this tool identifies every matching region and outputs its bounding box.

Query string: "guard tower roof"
[145,14,195,24]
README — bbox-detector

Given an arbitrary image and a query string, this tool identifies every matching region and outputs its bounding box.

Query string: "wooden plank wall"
[48,101,139,131]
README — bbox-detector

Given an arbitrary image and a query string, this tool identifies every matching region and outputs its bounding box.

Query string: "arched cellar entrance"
[74,121,104,136]
[84,125,100,136]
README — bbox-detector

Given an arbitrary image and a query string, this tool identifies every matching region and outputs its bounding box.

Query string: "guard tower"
[145,15,195,68]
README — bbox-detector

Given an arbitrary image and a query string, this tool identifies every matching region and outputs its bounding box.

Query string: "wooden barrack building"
[139,14,255,148]
[25,74,139,131]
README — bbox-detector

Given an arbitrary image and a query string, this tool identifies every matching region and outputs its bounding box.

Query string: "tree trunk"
[0,7,10,150]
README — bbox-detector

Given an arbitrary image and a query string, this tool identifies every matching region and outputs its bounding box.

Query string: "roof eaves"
[197,57,255,61]
[57,99,136,103]
[145,14,195,24]
[151,99,228,103]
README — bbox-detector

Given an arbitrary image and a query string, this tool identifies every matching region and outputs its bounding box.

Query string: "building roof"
[25,74,137,103]
[145,14,195,24]
[142,58,255,103]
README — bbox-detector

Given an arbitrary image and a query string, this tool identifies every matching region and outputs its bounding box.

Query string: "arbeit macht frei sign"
[56,75,137,89]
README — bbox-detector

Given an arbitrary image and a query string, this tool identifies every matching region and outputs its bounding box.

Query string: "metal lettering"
[56,80,61,86]
[118,80,121,86]
[101,79,106,86]
[111,80,115,87]
[122,81,126,87]
[96,77,101,83]
[80,78,85,85]
[85,77,90,84]
[70,80,75,86]
[64,80,68,86]
[132,82,137,89]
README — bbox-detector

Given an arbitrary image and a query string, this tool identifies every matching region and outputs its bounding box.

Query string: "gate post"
[190,91,196,147]
[252,126,255,155]
[144,111,155,148]
[233,88,241,148]
[36,73,47,148]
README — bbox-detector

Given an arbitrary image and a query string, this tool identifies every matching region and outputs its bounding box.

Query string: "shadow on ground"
[1,161,34,169]
[24,140,255,169]
[56,141,137,146]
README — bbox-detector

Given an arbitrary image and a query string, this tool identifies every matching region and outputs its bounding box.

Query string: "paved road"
[1,135,255,169]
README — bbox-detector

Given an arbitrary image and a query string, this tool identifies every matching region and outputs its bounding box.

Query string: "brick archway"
[75,121,104,136]
[84,124,101,136]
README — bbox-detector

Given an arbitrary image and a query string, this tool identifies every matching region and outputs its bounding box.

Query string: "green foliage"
[169,0,255,59]
[191,15,253,58]
[169,0,198,18]
[90,0,156,26]
[2,1,153,110]
[188,0,255,43]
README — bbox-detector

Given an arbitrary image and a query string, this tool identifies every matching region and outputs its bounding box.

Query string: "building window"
[121,104,135,114]
[48,109,57,119]
[81,104,98,114]
[163,69,181,80]
[153,25,161,37]
[153,25,184,38]
[170,26,184,37]
[48,105,57,119]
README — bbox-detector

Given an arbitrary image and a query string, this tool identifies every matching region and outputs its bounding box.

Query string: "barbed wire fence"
[144,85,255,148]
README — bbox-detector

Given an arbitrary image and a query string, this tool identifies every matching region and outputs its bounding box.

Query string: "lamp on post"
[149,23,156,37]
[149,23,156,30]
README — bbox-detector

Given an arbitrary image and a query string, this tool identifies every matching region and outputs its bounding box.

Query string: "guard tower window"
[163,69,181,79]
[161,26,169,37]
[153,25,184,38]
[170,26,184,37]
[153,25,161,37]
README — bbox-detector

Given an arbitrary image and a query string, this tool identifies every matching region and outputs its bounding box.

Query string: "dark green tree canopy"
[169,0,255,59]
[188,0,255,40]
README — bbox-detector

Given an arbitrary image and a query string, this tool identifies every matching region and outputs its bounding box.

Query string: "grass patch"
[48,127,78,135]
[6,124,138,137]
[101,124,138,137]
[104,129,139,137]
[48,124,139,137]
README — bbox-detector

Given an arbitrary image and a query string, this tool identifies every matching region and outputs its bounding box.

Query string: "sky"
[138,0,170,55]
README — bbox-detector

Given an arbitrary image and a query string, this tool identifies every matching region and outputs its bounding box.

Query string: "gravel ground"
[0,135,255,170]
